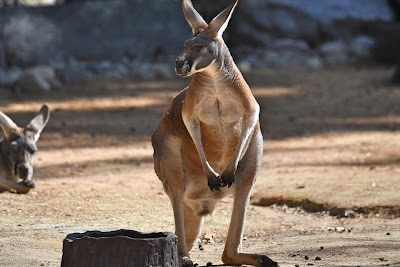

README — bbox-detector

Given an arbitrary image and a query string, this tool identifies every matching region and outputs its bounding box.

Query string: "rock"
[271,38,310,51]
[0,67,23,86]
[264,49,316,67]
[306,56,323,69]
[319,40,350,65]
[0,0,186,67]
[239,3,320,42]
[114,63,129,77]
[349,35,375,58]
[335,226,346,233]
[55,64,92,84]
[319,41,348,56]
[128,62,155,81]
[202,232,215,244]
[268,0,393,22]
[14,66,61,93]
[237,61,252,74]
[344,209,356,218]
[0,0,393,72]
[152,63,174,80]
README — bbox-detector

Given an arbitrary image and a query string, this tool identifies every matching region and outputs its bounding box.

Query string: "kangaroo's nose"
[175,60,185,69]
[17,165,30,178]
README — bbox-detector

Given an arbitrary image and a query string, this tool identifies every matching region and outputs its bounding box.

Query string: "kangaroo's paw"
[207,175,222,192]
[221,170,235,187]
[261,255,279,267]
[182,256,194,267]
[21,179,35,189]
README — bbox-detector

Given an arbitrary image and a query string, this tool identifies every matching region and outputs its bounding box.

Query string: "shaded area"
[34,154,153,180]
[0,68,399,141]
[253,196,400,218]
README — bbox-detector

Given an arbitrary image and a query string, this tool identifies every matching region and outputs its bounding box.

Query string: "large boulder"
[0,0,396,73]
[14,66,62,93]
[235,0,393,49]
[0,0,188,67]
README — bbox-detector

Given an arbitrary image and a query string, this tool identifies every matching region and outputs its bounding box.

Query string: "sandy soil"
[0,67,399,267]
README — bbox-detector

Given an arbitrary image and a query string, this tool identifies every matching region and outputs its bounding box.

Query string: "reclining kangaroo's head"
[0,105,49,183]
[174,0,238,77]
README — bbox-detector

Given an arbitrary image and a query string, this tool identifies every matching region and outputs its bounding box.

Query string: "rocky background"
[0,0,400,92]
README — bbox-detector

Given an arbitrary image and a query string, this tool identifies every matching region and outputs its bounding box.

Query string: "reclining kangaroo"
[152,1,278,266]
[0,105,49,194]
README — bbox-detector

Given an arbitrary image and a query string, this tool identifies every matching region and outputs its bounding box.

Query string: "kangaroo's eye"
[10,141,18,150]
[27,146,37,155]
[195,45,207,52]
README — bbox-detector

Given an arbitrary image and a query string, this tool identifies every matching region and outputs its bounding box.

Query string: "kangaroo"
[151,1,278,266]
[0,105,50,194]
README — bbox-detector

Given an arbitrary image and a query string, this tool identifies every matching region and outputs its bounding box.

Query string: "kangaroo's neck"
[0,141,11,178]
[192,44,241,87]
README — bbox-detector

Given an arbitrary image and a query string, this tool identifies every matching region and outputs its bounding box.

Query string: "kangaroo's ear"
[182,0,208,34]
[207,0,238,39]
[0,111,19,141]
[24,105,50,142]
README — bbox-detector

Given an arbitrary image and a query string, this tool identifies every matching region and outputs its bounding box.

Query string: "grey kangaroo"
[0,105,49,193]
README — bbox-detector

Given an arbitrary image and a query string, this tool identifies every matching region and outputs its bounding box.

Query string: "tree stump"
[61,229,178,267]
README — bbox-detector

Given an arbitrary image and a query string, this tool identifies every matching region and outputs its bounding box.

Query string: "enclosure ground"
[0,68,399,266]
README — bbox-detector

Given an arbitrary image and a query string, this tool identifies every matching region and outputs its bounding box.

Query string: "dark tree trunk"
[61,229,178,267]
[392,62,400,84]
[387,0,400,21]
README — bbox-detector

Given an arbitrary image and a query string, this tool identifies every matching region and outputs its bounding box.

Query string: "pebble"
[318,246,324,251]
[304,255,309,260]
[335,226,346,233]
[315,256,321,260]
[206,262,213,266]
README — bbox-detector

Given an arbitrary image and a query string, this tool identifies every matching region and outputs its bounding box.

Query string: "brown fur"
[151,1,278,266]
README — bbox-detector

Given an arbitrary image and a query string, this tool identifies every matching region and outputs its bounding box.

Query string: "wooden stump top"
[61,229,178,267]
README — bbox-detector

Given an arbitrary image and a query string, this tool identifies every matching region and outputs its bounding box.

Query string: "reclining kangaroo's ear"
[25,105,50,142]
[207,0,238,39]
[182,0,208,34]
[0,111,19,141]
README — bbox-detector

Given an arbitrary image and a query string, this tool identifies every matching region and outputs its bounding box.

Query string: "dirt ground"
[0,67,399,267]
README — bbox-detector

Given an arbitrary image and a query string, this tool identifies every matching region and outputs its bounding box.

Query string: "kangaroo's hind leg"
[222,131,278,267]
[183,203,204,251]
[153,136,193,266]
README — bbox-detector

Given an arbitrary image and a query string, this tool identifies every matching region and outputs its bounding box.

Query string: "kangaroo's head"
[175,0,238,77]
[0,105,49,183]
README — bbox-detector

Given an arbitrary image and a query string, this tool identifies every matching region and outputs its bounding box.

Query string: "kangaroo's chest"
[196,91,243,126]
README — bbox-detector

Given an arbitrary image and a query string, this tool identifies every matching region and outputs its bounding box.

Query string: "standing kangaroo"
[0,105,49,193]
[152,1,278,266]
